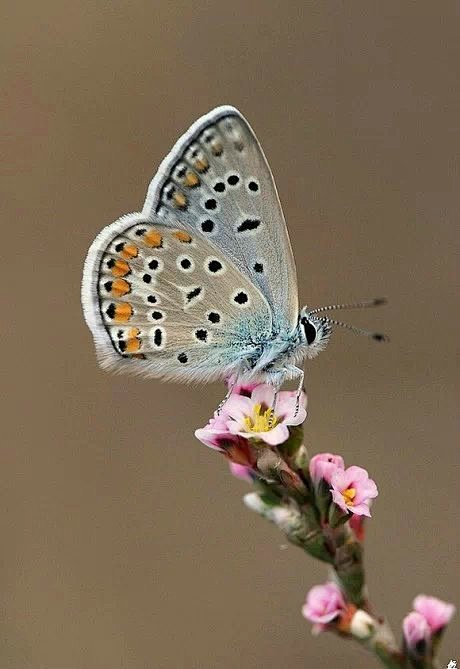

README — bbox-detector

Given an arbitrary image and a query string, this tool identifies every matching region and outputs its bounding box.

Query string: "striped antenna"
[309,297,387,315]
[321,316,389,342]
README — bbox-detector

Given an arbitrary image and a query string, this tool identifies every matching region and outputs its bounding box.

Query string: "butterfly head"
[298,308,332,359]
[298,297,388,359]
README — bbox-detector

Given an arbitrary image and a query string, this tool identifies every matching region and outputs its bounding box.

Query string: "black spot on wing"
[201,219,214,233]
[195,329,208,342]
[237,219,260,233]
[186,286,202,302]
[234,292,248,305]
[208,312,221,324]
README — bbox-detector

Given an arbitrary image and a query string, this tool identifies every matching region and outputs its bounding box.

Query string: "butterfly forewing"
[82,106,300,382]
[142,106,299,333]
[84,218,272,382]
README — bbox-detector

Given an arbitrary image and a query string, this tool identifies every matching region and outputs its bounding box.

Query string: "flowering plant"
[195,382,455,668]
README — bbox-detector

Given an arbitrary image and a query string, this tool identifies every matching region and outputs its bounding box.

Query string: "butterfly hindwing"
[142,106,299,333]
[82,216,273,382]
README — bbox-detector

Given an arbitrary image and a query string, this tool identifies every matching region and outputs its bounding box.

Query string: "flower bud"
[309,453,345,521]
[350,609,376,639]
[402,611,430,654]
[413,594,456,634]
[243,492,267,515]
[309,453,344,485]
[293,443,309,471]
[302,581,345,627]
[270,505,301,532]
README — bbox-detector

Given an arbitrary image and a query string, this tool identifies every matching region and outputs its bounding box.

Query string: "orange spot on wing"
[173,191,187,209]
[111,279,131,297]
[211,141,223,156]
[111,259,130,277]
[194,157,209,172]
[121,243,138,259]
[126,337,141,353]
[114,303,133,322]
[184,171,200,187]
[144,230,163,248]
[173,230,192,243]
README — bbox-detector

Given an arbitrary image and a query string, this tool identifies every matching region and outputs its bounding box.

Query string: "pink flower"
[224,384,307,446]
[330,466,378,517]
[195,414,257,468]
[413,595,456,633]
[195,412,233,451]
[302,582,345,626]
[402,611,430,649]
[229,463,254,482]
[309,453,344,485]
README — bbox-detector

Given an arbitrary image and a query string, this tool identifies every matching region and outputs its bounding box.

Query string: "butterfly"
[82,106,385,400]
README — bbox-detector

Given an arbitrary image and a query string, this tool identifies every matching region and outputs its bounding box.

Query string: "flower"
[224,384,307,446]
[302,582,345,627]
[401,596,455,656]
[195,412,234,451]
[229,463,254,482]
[330,466,378,517]
[402,611,430,650]
[413,595,456,633]
[195,413,257,467]
[309,453,344,485]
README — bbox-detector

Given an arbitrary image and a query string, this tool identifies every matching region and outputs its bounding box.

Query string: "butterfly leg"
[294,368,305,417]
[282,365,305,417]
[216,377,237,415]
[269,387,280,428]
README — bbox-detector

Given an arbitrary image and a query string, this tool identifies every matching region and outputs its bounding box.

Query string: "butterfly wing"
[142,105,299,334]
[82,215,273,382]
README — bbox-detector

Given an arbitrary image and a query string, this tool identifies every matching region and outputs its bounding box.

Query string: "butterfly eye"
[301,318,317,345]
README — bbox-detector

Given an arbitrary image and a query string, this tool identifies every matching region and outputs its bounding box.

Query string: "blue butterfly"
[81,106,385,399]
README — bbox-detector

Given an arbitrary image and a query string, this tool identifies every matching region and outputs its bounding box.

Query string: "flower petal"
[288,406,307,426]
[349,503,372,517]
[251,384,276,408]
[224,394,254,421]
[257,424,290,446]
[275,391,296,416]
[413,595,456,632]
[331,489,349,513]
[331,468,350,491]
[353,479,378,504]
[347,466,370,483]
[194,427,226,451]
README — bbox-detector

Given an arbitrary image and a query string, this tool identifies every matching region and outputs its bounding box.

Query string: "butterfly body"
[82,106,333,390]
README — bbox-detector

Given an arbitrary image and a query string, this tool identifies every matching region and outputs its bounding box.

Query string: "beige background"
[2,1,459,667]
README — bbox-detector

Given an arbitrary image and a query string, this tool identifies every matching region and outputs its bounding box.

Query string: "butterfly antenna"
[309,297,387,315]
[321,316,389,342]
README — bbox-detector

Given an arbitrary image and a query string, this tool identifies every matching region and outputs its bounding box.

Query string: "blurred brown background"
[1,1,459,667]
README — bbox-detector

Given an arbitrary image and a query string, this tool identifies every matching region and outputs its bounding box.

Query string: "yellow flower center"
[243,403,279,433]
[342,487,356,506]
